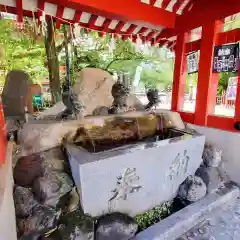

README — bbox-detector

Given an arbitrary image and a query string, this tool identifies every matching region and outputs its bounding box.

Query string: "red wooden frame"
[171,32,190,112]
[52,0,176,29]
[186,29,240,54]
[172,18,240,132]
[55,6,64,29]
[159,0,240,39]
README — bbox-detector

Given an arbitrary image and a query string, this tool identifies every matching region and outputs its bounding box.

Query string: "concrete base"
[133,182,239,240]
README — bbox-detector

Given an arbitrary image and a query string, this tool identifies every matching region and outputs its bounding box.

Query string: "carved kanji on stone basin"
[109,168,142,202]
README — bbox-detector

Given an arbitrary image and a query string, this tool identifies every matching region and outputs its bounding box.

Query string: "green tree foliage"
[224,13,240,32]
[217,72,238,96]
[0,18,174,92]
[0,19,48,84]
[65,32,174,90]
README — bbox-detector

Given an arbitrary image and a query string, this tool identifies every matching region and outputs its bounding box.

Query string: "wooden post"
[171,32,190,112]
[194,21,220,125]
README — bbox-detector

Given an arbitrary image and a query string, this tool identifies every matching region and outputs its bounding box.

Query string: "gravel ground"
[178,197,240,240]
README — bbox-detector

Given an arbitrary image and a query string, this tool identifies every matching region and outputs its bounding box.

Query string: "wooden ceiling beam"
[46,0,176,29]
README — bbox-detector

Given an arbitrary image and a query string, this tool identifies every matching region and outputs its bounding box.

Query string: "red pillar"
[208,21,224,114]
[194,21,220,125]
[208,74,219,114]
[171,32,190,112]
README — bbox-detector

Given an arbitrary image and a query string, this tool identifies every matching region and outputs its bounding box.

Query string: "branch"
[105,56,144,70]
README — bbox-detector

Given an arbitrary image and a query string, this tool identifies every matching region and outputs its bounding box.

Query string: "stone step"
[133,182,239,240]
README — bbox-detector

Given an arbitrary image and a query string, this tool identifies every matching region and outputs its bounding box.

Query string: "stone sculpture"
[37,68,144,119]
[57,86,85,120]
[145,88,160,110]
[178,175,207,203]
[108,82,130,114]
[202,143,222,167]
[195,166,226,194]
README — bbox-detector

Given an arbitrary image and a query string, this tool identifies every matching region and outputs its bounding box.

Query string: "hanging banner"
[213,43,239,73]
[226,77,238,101]
[187,51,199,74]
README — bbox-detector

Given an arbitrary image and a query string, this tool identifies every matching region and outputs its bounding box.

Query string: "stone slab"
[133,182,239,240]
[66,132,205,217]
[2,70,31,119]
[179,195,240,240]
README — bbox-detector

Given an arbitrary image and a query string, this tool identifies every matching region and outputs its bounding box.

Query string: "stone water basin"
[64,111,205,217]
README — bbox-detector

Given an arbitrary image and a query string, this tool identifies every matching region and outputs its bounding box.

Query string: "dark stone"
[95,212,138,240]
[40,148,67,175]
[109,82,130,114]
[58,210,94,240]
[14,147,66,187]
[33,172,73,208]
[63,187,80,214]
[92,106,109,116]
[14,186,38,218]
[17,205,59,239]
[145,89,160,110]
[14,153,42,187]
[178,175,207,202]
[60,88,85,120]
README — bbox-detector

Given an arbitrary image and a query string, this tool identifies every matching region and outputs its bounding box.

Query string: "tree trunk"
[45,20,61,103]
[63,25,70,89]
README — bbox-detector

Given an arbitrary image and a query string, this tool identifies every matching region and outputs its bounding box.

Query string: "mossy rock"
[60,210,94,240]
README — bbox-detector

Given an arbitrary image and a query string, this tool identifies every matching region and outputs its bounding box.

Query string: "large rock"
[95,212,138,240]
[37,101,66,120]
[2,70,32,132]
[18,121,79,156]
[14,186,38,218]
[17,205,59,238]
[33,172,73,208]
[2,70,31,119]
[14,152,42,187]
[14,147,66,187]
[58,211,94,240]
[37,68,144,120]
[72,68,113,115]
[178,176,207,203]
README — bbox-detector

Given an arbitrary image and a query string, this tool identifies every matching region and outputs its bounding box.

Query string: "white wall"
[188,124,240,185]
[0,143,17,240]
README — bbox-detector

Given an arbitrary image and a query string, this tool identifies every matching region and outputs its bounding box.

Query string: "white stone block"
[66,133,205,217]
